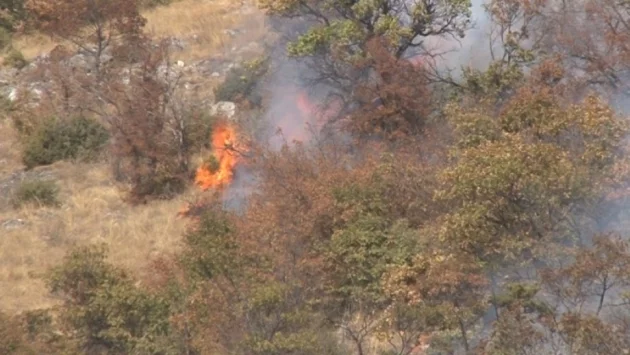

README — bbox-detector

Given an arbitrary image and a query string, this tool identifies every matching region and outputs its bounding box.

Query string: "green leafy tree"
[258,0,472,114]
[260,0,471,58]
[48,245,174,354]
[439,67,630,270]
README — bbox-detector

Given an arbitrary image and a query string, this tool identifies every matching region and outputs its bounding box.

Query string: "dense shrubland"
[4,0,630,354]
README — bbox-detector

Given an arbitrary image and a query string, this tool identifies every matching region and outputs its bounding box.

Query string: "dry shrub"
[104,40,201,203]
[346,37,432,140]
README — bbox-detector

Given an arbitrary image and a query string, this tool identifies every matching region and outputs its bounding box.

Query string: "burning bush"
[195,120,240,191]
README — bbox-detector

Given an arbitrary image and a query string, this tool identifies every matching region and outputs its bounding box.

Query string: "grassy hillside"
[0,0,267,314]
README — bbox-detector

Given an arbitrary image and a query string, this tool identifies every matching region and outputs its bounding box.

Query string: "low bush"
[4,47,27,69]
[21,116,109,169]
[0,312,32,355]
[127,172,188,204]
[140,0,173,9]
[214,56,269,107]
[0,27,12,51]
[12,179,60,208]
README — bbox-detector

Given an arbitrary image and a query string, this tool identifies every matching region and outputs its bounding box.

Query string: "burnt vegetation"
[5,0,630,354]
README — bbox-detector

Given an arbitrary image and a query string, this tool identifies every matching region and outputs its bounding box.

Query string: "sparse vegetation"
[214,56,269,106]
[140,0,173,9]
[26,0,146,76]
[12,179,60,208]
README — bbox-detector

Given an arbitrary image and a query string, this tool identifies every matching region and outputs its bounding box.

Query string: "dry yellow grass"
[12,32,60,60]
[0,120,21,175]
[0,161,195,313]
[144,0,267,60]
[13,0,267,61]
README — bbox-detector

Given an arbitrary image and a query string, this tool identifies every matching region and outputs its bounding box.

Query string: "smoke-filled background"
[222,0,493,209]
[218,1,630,350]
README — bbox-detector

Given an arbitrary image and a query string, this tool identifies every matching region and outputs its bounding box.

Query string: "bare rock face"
[210,101,237,119]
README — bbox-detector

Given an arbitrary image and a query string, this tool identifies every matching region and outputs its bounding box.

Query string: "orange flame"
[194,122,238,191]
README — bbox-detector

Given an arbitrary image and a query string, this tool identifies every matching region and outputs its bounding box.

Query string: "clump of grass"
[4,48,28,69]
[140,0,175,9]
[12,179,60,208]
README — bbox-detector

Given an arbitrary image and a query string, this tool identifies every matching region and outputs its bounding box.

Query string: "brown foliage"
[26,0,146,74]
[346,37,432,140]
[541,234,630,316]
[103,40,194,203]
[505,0,630,95]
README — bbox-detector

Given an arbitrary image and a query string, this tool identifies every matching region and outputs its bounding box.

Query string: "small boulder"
[210,101,237,119]
[2,219,27,230]
[7,87,17,101]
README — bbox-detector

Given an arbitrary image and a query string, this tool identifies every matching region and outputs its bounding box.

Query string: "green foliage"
[287,20,366,60]
[21,116,109,169]
[0,0,26,32]
[48,245,173,354]
[184,110,215,152]
[261,0,471,60]
[12,179,60,208]
[182,209,241,281]
[326,181,419,306]
[214,57,269,106]
[440,81,630,267]
[243,281,343,355]
[314,155,439,323]
[461,61,524,101]
[128,172,188,204]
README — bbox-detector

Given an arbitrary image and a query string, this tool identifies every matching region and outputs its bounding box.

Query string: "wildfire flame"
[194,121,238,191]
